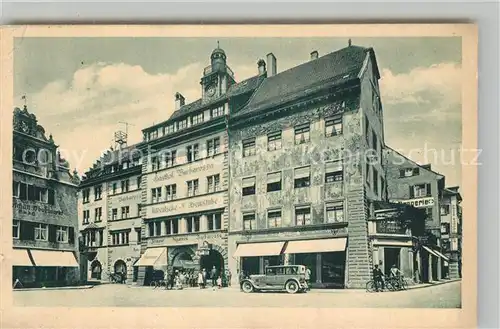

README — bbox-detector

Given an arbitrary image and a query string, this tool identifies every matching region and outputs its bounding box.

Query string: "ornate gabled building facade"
[227,44,387,289]
[12,105,80,288]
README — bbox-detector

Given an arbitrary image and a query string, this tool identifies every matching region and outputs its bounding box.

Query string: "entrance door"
[200,249,224,278]
[114,260,127,275]
[383,247,401,275]
[90,260,102,280]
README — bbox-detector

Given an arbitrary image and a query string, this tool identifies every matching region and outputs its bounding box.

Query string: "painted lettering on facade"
[391,197,434,208]
[13,200,63,216]
[241,227,347,242]
[147,231,225,247]
[152,163,215,183]
[148,194,223,217]
[450,204,458,234]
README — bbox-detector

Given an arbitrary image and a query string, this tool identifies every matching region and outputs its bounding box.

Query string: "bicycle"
[366,275,407,292]
[150,279,167,289]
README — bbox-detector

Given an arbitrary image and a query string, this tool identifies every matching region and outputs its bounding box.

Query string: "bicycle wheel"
[366,280,376,293]
[150,280,157,288]
[400,279,408,291]
[159,280,167,288]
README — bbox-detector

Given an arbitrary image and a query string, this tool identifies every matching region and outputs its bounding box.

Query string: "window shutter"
[325,161,343,173]
[267,172,281,184]
[294,166,310,179]
[399,169,405,178]
[20,221,34,240]
[68,227,75,244]
[409,186,414,198]
[49,225,57,242]
[426,183,432,196]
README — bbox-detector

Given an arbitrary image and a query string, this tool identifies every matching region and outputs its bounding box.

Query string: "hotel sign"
[147,193,224,218]
[391,197,434,208]
[13,199,63,217]
[147,232,225,247]
[450,205,459,234]
[152,163,215,183]
[109,192,141,206]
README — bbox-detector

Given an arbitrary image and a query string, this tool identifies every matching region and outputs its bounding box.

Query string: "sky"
[14,37,462,186]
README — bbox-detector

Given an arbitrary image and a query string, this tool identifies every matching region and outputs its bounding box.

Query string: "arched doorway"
[90,260,102,280]
[172,252,195,272]
[114,260,127,275]
[200,249,224,275]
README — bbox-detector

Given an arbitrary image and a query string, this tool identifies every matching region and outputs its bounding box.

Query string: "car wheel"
[285,280,299,294]
[241,281,254,293]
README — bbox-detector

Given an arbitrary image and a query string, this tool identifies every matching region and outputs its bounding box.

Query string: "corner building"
[12,106,80,287]
[136,45,262,284]
[228,45,387,289]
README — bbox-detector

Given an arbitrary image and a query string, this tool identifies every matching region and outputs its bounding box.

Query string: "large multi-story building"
[440,186,462,279]
[227,43,387,289]
[383,147,452,282]
[12,105,80,288]
[134,45,263,285]
[78,144,143,283]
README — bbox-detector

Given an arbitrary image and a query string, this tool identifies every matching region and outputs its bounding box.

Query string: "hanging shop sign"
[196,241,211,256]
[391,197,434,208]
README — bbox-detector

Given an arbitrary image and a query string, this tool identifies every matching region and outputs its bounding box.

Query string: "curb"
[14,285,95,291]
[404,278,461,291]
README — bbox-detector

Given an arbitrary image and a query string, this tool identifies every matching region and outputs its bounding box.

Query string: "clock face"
[206,85,216,97]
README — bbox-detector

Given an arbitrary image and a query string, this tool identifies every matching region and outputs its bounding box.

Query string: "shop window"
[267,131,282,151]
[13,220,20,239]
[207,174,220,193]
[294,166,310,188]
[243,212,256,230]
[187,179,199,197]
[321,252,346,285]
[325,116,342,137]
[326,203,344,223]
[166,184,177,200]
[267,209,282,228]
[411,183,431,198]
[208,213,222,231]
[325,161,343,183]
[95,207,102,222]
[121,206,130,219]
[295,206,312,226]
[243,138,256,157]
[242,177,256,196]
[187,216,201,233]
[294,123,310,144]
[207,137,220,156]
[151,187,162,203]
[187,144,199,162]
[295,253,317,283]
[267,172,282,192]
[34,223,48,241]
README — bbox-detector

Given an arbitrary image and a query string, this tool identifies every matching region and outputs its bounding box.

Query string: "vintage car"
[240,265,308,294]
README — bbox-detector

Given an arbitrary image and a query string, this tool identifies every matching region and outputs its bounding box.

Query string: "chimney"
[310,50,319,60]
[257,59,266,75]
[175,93,185,111]
[266,53,277,77]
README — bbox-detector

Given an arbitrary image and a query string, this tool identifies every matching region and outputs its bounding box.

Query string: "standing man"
[210,266,218,287]
[305,267,312,290]
[373,264,385,292]
[226,269,232,287]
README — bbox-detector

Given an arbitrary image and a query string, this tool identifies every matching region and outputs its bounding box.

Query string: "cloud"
[379,62,462,107]
[19,61,262,174]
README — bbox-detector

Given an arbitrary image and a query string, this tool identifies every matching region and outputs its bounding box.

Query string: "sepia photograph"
[0,24,477,328]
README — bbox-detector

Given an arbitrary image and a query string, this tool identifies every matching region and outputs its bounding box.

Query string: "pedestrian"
[217,276,222,289]
[202,268,208,287]
[305,267,312,290]
[373,264,385,292]
[210,266,217,287]
[226,269,232,287]
[198,270,205,289]
[167,271,175,290]
[238,270,246,291]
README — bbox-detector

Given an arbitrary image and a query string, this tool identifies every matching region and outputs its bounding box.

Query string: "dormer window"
[211,106,224,118]
[191,113,204,125]
[178,119,188,130]
[164,124,175,135]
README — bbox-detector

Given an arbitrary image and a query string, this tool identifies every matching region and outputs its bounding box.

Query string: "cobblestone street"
[13,281,461,308]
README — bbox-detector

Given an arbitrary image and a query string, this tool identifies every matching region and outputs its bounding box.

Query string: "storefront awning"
[234,242,285,257]
[134,247,168,267]
[12,249,34,266]
[432,249,450,262]
[422,246,440,258]
[30,250,79,267]
[284,238,347,254]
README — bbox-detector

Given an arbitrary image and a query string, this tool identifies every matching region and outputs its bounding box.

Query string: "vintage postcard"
[0,24,477,328]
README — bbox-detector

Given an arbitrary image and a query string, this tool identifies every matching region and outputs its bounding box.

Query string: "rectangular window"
[94,185,102,200]
[121,179,129,193]
[294,123,310,144]
[295,206,312,226]
[151,187,162,203]
[136,177,141,189]
[48,189,55,205]
[155,221,162,236]
[294,166,311,188]
[178,119,188,130]
[412,184,431,198]
[12,182,20,198]
[242,176,256,196]
[242,139,256,157]
[136,228,142,243]
[151,156,160,171]
[267,172,282,192]
[191,112,204,125]
[207,174,220,193]
[400,168,420,178]
[148,222,155,237]
[82,210,90,224]
[162,150,177,168]
[166,184,177,201]
[243,212,256,230]
[13,220,20,239]
[187,216,201,233]
[440,205,450,216]
[187,179,199,197]
[211,106,224,118]
[325,117,343,137]
[121,206,130,219]
[441,223,450,234]
[187,144,199,162]
[34,223,48,241]
[267,209,282,228]
[94,207,102,222]
[267,131,282,151]
[112,183,117,194]
[208,213,222,231]
[112,208,118,221]
[149,130,158,141]
[165,124,175,135]
[207,137,221,156]
[325,161,343,183]
[373,168,379,196]
[326,203,344,223]
[56,226,68,243]
[19,183,27,200]
[164,219,179,235]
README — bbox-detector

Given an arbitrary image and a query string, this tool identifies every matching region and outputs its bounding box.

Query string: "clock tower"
[201,42,236,103]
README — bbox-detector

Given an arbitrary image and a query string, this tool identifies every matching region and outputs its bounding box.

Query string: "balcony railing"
[203,64,235,78]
